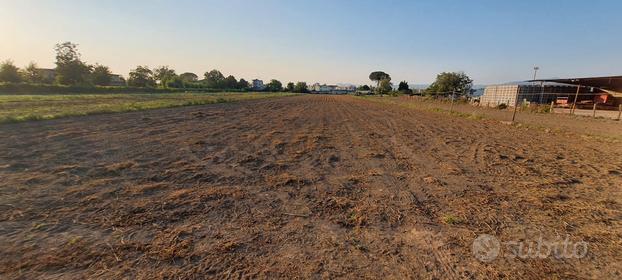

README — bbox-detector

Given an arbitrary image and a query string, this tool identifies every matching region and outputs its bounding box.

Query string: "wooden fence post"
[592,103,597,118]
[549,101,554,113]
[449,92,455,112]
[511,92,519,123]
[617,104,622,121]
[571,85,581,115]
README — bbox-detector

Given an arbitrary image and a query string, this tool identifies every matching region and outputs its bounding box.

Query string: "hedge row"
[0,83,247,95]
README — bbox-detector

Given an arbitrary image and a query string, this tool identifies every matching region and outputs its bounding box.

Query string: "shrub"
[0,60,22,83]
[399,89,413,95]
[526,104,551,113]
[442,214,462,225]
[165,76,184,88]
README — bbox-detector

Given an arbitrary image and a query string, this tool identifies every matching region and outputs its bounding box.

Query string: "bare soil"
[390,95,622,140]
[1,95,621,279]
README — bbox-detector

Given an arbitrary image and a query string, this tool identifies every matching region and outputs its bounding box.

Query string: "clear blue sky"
[1,0,620,85]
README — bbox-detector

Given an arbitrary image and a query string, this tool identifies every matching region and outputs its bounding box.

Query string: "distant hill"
[409,84,429,90]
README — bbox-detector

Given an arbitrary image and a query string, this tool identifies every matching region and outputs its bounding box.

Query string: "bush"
[525,104,551,113]
[399,89,413,95]
[442,214,462,225]
[165,76,184,88]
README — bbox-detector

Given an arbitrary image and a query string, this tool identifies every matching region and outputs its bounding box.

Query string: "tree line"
[263,80,308,93]
[0,41,308,92]
[1,41,473,95]
[126,66,251,90]
[361,71,474,96]
[0,42,119,86]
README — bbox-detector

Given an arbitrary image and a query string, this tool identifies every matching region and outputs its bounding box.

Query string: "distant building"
[109,74,126,86]
[252,79,265,90]
[336,85,356,92]
[481,82,604,107]
[320,84,337,92]
[310,83,322,92]
[310,83,355,94]
[35,68,56,83]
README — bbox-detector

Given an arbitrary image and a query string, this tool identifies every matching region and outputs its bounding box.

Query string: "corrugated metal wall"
[481,85,518,106]
[481,84,599,107]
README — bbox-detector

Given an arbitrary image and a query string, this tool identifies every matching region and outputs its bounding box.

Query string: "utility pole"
[534,66,544,105]
[514,67,539,123]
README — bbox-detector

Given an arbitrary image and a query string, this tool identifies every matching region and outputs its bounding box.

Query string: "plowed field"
[1,95,621,279]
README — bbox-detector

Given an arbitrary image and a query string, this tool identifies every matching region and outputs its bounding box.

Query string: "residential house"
[35,68,56,83]
[109,74,126,86]
[310,83,355,94]
[252,79,265,90]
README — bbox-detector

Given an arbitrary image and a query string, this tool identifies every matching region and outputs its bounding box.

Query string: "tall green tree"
[265,79,283,92]
[223,75,238,89]
[153,66,176,87]
[91,64,112,86]
[426,72,473,95]
[375,79,392,95]
[54,42,91,85]
[369,71,391,87]
[293,82,308,93]
[0,60,22,83]
[398,81,409,91]
[397,81,412,95]
[22,62,42,83]
[179,72,198,83]
[128,65,155,87]
[286,82,295,92]
[204,69,225,88]
[238,78,249,89]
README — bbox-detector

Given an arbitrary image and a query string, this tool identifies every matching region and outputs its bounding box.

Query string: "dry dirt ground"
[1,95,621,279]
[390,96,622,141]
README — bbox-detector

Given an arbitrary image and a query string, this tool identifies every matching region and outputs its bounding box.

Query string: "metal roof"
[497,81,576,87]
[531,76,622,95]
